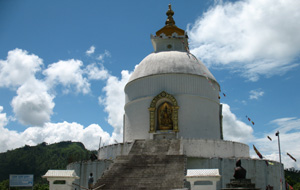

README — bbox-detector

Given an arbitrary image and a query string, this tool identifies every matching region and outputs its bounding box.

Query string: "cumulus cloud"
[86,45,96,56]
[221,104,300,169]
[99,70,131,143]
[0,48,43,88]
[0,106,8,128]
[249,89,264,100]
[43,59,90,94]
[97,50,111,62]
[11,78,55,126]
[188,0,300,81]
[21,122,112,150]
[0,48,114,128]
[0,121,112,152]
[85,63,109,80]
[0,48,119,152]
[0,106,26,152]
[222,103,254,143]
[253,117,300,169]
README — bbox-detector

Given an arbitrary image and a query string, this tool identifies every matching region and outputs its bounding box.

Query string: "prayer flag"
[265,160,269,166]
[286,182,294,190]
[253,145,263,159]
[267,136,272,141]
[223,93,226,97]
[248,118,251,121]
[287,153,297,162]
[252,121,255,125]
[268,161,274,165]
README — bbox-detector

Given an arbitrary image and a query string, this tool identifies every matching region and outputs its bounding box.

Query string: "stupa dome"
[129,51,216,83]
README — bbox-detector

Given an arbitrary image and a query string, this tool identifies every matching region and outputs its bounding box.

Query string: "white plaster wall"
[187,157,285,190]
[182,139,249,158]
[67,160,112,190]
[177,95,221,139]
[98,140,249,160]
[124,74,221,142]
[125,74,219,103]
[97,142,133,160]
[186,177,220,190]
[47,178,75,190]
[151,36,187,52]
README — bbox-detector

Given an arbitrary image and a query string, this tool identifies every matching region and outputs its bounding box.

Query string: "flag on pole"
[286,182,294,190]
[287,153,297,162]
[267,136,272,141]
[253,145,263,159]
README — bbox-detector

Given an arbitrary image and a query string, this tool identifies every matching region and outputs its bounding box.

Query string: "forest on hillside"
[0,141,94,190]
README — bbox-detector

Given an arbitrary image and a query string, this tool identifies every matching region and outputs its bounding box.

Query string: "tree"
[294,183,300,190]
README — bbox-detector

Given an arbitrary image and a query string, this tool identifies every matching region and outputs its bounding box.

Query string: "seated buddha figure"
[158,102,173,130]
[233,159,246,179]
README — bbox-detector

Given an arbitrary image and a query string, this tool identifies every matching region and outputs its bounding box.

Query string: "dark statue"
[233,159,246,179]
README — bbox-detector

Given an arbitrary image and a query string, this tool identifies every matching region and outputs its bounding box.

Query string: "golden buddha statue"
[158,102,173,130]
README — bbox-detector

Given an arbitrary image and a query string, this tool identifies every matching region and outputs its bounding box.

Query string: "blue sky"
[0,0,299,169]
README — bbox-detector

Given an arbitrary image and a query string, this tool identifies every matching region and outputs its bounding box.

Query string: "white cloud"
[85,63,109,80]
[99,70,131,143]
[22,122,112,150]
[249,89,264,100]
[97,50,111,62]
[0,48,43,88]
[0,121,113,152]
[252,117,300,169]
[0,106,8,128]
[0,107,27,152]
[0,48,119,152]
[221,104,300,169]
[11,78,55,126]
[222,103,254,143]
[43,59,90,94]
[86,45,96,56]
[188,0,300,81]
[0,48,114,128]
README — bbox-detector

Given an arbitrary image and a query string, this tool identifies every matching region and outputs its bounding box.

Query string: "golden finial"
[165,4,175,26]
[155,4,185,37]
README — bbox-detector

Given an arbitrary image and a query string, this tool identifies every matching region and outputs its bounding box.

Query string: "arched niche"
[148,91,179,133]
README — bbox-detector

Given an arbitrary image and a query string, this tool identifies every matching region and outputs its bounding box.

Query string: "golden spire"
[165,4,175,26]
[156,4,185,37]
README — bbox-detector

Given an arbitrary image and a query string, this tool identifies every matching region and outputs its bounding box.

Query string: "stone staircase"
[93,139,185,190]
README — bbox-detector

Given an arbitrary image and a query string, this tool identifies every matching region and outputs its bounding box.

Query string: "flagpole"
[276,131,283,190]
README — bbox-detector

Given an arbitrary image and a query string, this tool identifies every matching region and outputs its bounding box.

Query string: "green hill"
[0,141,93,185]
[285,168,300,189]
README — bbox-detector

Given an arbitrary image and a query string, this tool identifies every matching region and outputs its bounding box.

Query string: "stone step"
[93,140,185,190]
[129,139,181,155]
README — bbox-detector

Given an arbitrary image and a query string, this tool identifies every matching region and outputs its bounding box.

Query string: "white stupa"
[68,5,285,190]
[123,4,248,159]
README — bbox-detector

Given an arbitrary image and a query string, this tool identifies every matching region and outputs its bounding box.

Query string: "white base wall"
[67,160,112,190]
[186,157,285,190]
[98,142,133,160]
[71,156,284,190]
[98,139,249,160]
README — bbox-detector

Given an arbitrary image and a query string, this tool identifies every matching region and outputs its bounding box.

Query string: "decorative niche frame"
[148,91,179,133]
